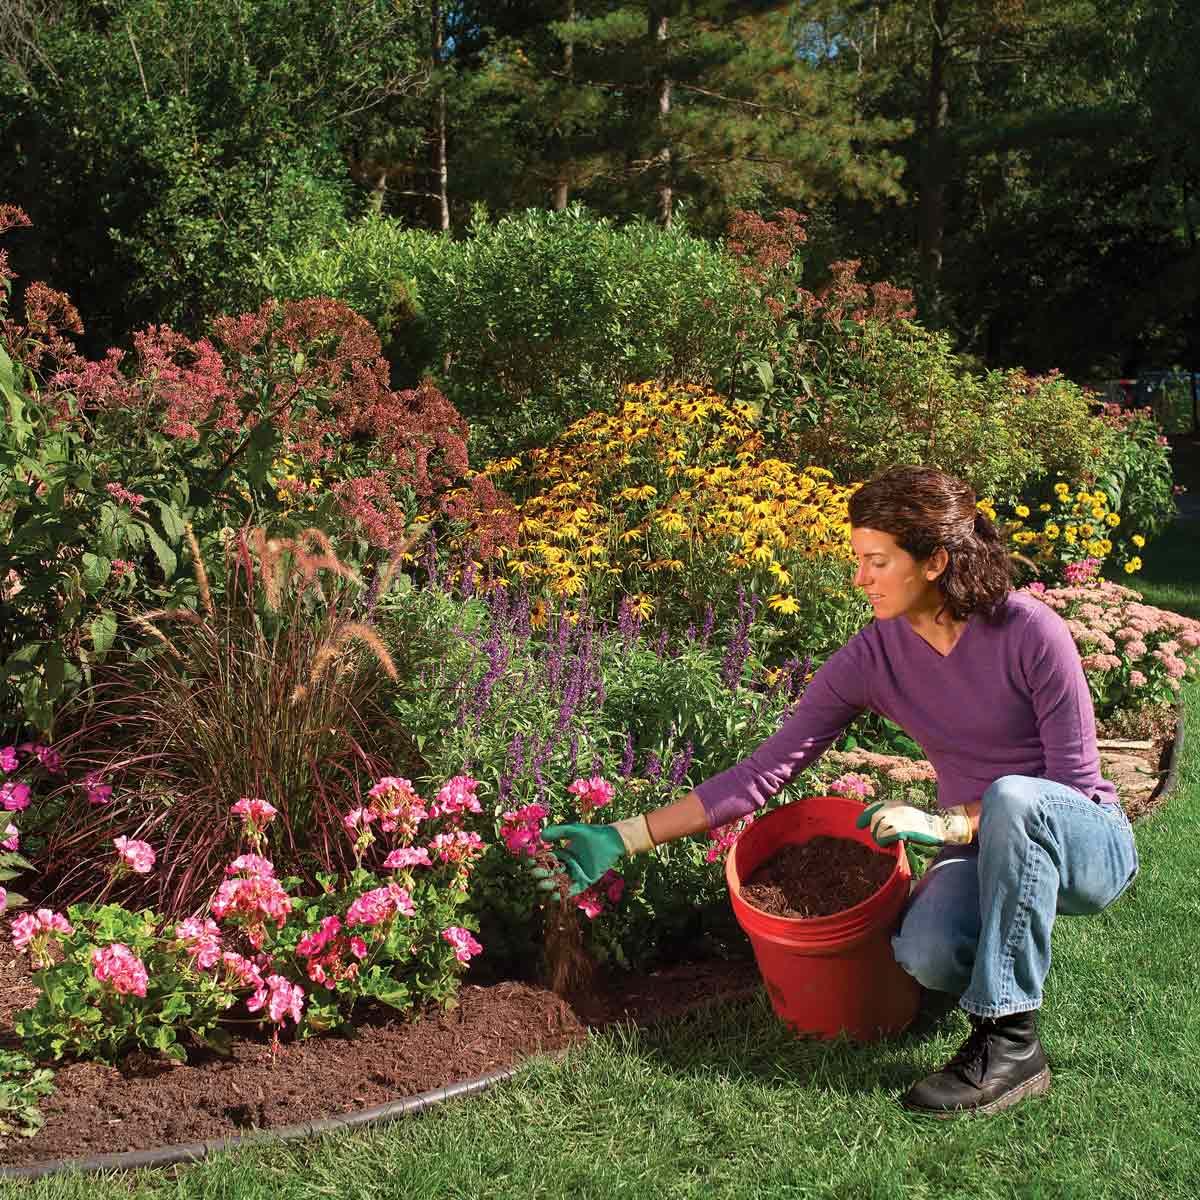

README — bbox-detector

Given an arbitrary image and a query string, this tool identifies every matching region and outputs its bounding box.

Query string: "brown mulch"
[741,836,894,919]
[0,950,758,1168]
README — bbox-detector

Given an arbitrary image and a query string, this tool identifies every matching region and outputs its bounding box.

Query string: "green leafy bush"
[258,205,763,457]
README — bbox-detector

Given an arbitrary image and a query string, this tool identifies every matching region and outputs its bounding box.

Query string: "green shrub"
[258,205,762,457]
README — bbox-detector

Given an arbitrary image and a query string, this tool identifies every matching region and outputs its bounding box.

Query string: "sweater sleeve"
[1019,602,1108,802]
[693,637,870,829]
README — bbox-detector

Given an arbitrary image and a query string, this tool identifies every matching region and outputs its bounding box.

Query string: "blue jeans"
[891,775,1140,1018]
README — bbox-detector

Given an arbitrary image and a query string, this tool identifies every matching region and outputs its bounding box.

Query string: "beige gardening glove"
[856,800,973,849]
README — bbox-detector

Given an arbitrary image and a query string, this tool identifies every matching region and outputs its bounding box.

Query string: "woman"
[541,465,1139,1118]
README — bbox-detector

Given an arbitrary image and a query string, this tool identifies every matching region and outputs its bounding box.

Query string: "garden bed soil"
[0,949,759,1167]
[741,835,894,918]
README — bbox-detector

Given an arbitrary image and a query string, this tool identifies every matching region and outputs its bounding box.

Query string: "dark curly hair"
[848,465,1011,622]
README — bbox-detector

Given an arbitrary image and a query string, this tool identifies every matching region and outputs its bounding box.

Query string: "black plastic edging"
[0,1063,520,1182]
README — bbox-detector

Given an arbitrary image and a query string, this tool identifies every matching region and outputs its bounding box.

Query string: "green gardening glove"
[534,815,655,898]
[855,800,973,849]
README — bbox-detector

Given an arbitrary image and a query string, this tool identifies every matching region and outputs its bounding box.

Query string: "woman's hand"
[856,800,974,848]
[535,815,656,897]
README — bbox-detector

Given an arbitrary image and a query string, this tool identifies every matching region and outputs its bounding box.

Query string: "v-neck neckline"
[902,611,974,661]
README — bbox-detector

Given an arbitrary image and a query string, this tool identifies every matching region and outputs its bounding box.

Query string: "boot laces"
[945,1021,991,1083]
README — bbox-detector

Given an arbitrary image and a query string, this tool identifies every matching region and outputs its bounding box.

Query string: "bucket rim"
[723,794,908,931]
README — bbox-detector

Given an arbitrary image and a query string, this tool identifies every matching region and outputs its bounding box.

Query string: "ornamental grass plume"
[35,527,422,917]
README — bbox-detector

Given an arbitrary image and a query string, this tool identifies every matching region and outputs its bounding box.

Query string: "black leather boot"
[902,1010,1051,1117]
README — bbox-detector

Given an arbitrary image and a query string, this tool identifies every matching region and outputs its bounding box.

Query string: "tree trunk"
[918,0,950,322]
[431,1,450,232]
[652,10,672,226]
[552,0,575,210]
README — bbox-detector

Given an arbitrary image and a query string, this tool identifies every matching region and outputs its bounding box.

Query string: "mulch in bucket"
[741,835,894,919]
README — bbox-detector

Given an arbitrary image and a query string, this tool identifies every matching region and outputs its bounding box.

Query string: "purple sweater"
[695,590,1118,829]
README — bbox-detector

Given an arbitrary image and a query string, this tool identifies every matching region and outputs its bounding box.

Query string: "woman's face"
[850,527,947,622]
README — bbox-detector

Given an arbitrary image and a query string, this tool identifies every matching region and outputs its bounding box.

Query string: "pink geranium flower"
[429,775,482,821]
[0,746,17,774]
[83,772,113,806]
[345,883,414,927]
[231,796,277,828]
[427,830,485,868]
[1,781,31,812]
[566,775,615,817]
[382,846,432,870]
[499,803,549,858]
[210,873,292,948]
[366,776,427,837]
[11,908,74,965]
[247,974,304,1027]
[91,943,149,997]
[225,853,275,877]
[0,888,6,914]
[175,917,223,969]
[18,742,63,774]
[113,835,155,874]
[441,926,483,964]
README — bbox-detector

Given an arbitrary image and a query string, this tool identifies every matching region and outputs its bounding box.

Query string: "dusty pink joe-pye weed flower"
[113,835,156,874]
[92,942,149,997]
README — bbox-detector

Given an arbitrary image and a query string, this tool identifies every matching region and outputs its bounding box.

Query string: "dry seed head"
[185,523,214,616]
[294,619,397,703]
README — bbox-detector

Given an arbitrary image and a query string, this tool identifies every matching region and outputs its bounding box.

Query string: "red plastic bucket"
[725,794,920,1042]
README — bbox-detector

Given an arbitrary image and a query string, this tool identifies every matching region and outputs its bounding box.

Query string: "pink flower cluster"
[231,797,277,830]
[428,830,485,868]
[705,814,756,864]
[1023,581,1200,696]
[366,776,427,838]
[210,857,292,948]
[17,742,63,774]
[176,917,223,969]
[104,481,147,514]
[295,915,368,986]
[345,882,415,927]
[11,908,74,965]
[1,781,30,811]
[114,835,156,875]
[1062,558,1102,587]
[499,803,550,858]
[823,749,939,785]
[827,772,876,801]
[565,775,614,817]
[382,846,432,870]
[441,926,483,963]
[429,775,483,821]
[83,772,112,805]
[246,974,305,1027]
[91,943,149,997]
[575,870,625,919]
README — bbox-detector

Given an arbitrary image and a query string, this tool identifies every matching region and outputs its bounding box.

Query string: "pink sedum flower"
[91,943,149,997]
[113,835,156,874]
[382,846,432,870]
[827,772,876,801]
[441,926,483,964]
[1,781,31,812]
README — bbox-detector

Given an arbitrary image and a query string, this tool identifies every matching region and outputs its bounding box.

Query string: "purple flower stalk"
[619,733,635,778]
[668,740,694,787]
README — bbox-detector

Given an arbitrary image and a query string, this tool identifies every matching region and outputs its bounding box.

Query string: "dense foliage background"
[1,0,1197,381]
